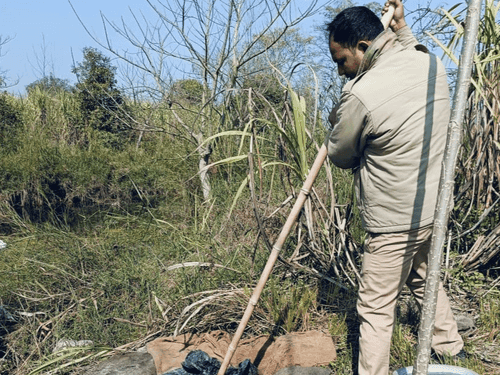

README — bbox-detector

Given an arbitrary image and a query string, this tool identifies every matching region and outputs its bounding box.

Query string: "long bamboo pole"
[217,145,328,375]
[412,1,482,374]
[216,8,395,375]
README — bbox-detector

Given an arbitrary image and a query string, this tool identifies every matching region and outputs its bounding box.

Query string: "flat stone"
[83,352,156,375]
[274,367,331,375]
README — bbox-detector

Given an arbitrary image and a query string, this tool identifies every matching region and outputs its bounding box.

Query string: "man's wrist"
[392,21,407,33]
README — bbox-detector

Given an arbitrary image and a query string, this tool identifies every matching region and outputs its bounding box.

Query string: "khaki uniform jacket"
[326,26,450,233]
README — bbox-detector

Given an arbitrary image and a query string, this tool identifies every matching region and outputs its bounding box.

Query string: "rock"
[53,339,94,353]
[82,352,157,375]
[274,367,331,375]
[455,314,475,332]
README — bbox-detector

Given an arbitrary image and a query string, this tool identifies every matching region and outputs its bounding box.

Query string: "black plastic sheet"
[164,350,258,375]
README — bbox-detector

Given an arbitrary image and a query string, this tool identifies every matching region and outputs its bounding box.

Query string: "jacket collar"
[356,29,402,77]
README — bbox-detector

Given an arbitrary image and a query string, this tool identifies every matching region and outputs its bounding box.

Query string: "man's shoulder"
[348,51,447,109]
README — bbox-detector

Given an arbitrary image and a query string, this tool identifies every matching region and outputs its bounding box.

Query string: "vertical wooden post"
[413,1,482,374]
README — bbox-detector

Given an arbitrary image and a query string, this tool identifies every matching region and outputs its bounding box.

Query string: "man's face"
[329,38,367,80]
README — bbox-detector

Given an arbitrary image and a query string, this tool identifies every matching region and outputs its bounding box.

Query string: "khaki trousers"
[357,225,463,375]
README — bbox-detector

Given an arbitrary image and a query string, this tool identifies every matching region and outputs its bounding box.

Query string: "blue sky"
[1,0,449,95]
[1,0,159,94]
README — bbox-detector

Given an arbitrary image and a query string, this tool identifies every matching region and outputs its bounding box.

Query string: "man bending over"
[324,0,465,373]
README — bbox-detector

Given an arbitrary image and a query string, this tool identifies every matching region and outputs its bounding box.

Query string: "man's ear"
[357,40,371,53]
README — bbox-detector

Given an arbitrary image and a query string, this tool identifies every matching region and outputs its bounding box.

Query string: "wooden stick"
[217,6,395,375]
[217,145,328,375]
[380,4,395,29]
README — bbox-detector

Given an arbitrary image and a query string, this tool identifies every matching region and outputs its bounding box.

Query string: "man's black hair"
[327,6,384,48]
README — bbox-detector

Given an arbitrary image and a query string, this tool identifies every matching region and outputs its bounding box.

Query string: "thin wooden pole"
[413,0,482,373]
[216,8,395,375]
[217,145,328,375]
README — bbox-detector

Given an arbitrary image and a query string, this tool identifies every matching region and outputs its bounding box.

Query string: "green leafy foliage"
[171,79,205,105]
[72,47,129,147]
[0,92,22,148]
[26,74,72,95]
[0,93,199,228]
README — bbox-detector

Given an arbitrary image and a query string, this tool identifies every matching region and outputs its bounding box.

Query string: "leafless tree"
[28,34,55,79]
[0,35,17,88]
[70,0,326,200]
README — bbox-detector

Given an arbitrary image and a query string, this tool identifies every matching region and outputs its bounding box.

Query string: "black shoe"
[453,349,468,361]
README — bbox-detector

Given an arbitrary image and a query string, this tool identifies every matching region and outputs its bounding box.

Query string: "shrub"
[73,47,131,148]
[171,79,205,105]
[0,92,23,149]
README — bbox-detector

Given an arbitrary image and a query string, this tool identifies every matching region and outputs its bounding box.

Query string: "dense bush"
[0,89,201,229]
[0,92,23,149]
[26,75,72,95]
[171,79,205,105]
[73,47,131,147]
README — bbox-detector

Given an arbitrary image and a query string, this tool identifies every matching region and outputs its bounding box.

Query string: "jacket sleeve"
[324,90,369,169]
[395,25,428,52]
